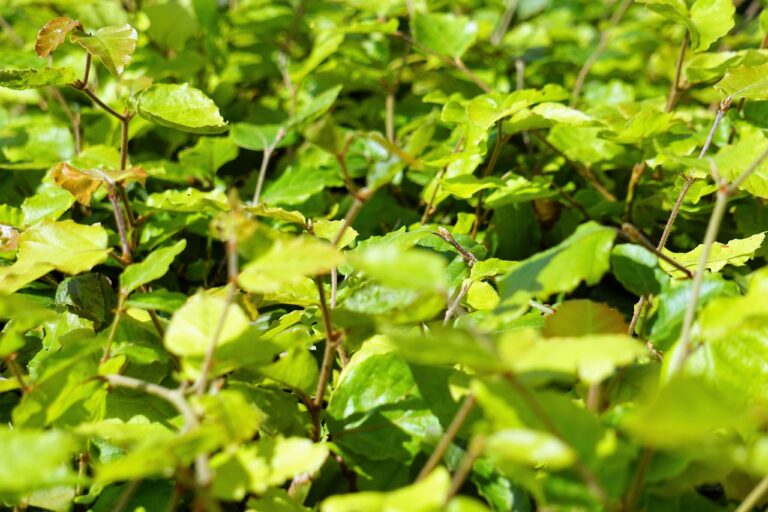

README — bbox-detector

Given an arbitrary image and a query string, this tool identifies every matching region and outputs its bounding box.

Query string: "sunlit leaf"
[121,239,186,295]
[35,17,81,57]
[71,24,138,75]
[137,83,228,134]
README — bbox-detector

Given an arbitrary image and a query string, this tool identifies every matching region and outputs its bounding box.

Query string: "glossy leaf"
[137,83,228,134]
[120,239,186,295]
[498,222,616,304]
[71,24,138,75]
[34,17,81,57]
[412,12,478,58]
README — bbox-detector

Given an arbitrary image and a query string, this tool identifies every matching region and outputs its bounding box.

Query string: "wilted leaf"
[35,17,81,58]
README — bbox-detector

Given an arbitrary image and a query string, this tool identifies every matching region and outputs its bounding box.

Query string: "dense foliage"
[2,0,768,510]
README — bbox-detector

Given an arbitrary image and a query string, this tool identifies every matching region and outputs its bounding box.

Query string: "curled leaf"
[35,17,81,58]
[51,162,148,205]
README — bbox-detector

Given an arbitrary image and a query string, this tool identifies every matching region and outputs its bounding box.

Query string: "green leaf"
[231,123,295,151]
[35,17,81,57]
[164,292,250,356]
[291,32,344,84]
[611,244,670,296]
[347,245,447,293]
[0,428,81,495]
[0,68,76,89]
[321,467,451,512]
[238,236,342,294]
[71,24,138,75]
[120,239,186,295]
[499,330,647,384]
[262,166,343,205]
[498,222,616,304]
[622,377,745,447]
[647,276,739,350]
[661,233,765,278]
[211,437,328,500]
[715,62,768,101]
[484,429,576,470]
[178,137,239,182]
[137,83,228,134]
[542,300,627,337]
[412,12,478,59]
[18,220,109,274]
[56,273,115,327]
[688,0,735,52]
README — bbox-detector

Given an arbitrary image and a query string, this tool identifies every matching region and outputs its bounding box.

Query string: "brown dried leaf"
[51,162,100,205]
[35,17,81,58]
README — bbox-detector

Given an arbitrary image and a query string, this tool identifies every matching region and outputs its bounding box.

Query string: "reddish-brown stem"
[107,188,132,264]
[5,353,29,393]
[81,52,92,88]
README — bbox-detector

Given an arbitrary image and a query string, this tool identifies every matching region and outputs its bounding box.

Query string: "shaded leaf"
[0,68,76,90]
[542,300,627,337]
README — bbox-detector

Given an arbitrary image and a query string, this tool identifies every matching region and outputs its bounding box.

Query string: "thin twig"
[194,212,239,395]
[434,227,477,267]
[505,373,611,509]
[417,394,477,481]
[571,0,633,107]
[623,448,654,512]
[252,127,287,205]
[444,280,471,325]
[101,294,125,363]
[490,0,518,46]
[391,31,492,93]
[103,374,198,429]
[629,99,730,331]
[421,138,464,223]
[73,86,126,122]
[332,195,366,247]
[113,479,142,512]
[667,144,768,377]
[531,131,616,201]
[471,120,505,238]
[5,354,29,393]
[107,187,133,263]
[665,32,688,113]
[445,436,485,503]
[734,475,768,512]
[311,277,338,430]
